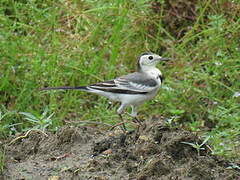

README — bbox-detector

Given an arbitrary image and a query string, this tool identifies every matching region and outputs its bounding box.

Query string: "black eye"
[148,56,153,60]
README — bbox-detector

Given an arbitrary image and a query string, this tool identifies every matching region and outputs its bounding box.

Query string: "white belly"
[96,89,159,106]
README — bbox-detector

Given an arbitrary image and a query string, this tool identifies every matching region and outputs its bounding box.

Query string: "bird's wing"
[115,72,158,92]
[88,72,158,94]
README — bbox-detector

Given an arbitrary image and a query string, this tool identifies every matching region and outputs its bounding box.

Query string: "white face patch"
[140,54,160,67]
[138,54,161,72]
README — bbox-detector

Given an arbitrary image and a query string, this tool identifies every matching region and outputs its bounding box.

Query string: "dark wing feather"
[88,72,158,94]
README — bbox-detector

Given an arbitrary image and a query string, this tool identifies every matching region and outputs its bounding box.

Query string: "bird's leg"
[109,103,127,132]
[118,113,127,132]
[117,104,127,131]
[129,106,142,140]
[131,106,142,126]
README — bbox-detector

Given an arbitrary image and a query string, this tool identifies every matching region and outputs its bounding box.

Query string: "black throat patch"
[158,74,164,83]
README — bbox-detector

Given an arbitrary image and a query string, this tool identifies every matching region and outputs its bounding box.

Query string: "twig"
[8,129,48,146]
[66,120,113,127]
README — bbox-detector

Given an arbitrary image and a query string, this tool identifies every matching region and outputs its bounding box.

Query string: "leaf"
[41,107,49,119]
[20,112,37,119]
[169,109,185,115]
[45,112,55,121]
[181,141,197,148]
[200,136,210,147]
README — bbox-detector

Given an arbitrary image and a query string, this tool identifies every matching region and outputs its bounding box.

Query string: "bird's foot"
[109,114,127,133]
[132,117,142,124]
[109,122,127,132]
[132,117,147,130]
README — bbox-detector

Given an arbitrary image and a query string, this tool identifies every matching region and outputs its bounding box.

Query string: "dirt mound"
[2,118,240,180]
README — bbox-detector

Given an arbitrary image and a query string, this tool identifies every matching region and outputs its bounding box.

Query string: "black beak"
[160,57,170,61]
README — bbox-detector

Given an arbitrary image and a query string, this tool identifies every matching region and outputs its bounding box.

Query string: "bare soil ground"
[2,118,240,180]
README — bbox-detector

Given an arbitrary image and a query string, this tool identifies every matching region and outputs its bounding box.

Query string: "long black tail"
[40,86,88,91]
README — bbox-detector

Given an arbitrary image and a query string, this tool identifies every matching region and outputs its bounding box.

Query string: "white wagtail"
[42,52,170,129]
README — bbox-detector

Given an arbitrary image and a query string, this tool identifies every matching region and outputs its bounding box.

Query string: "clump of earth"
[2,117,240,180]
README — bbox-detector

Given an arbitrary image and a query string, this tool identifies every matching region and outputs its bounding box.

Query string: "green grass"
[0,149,4,173]
[1,0,240,158]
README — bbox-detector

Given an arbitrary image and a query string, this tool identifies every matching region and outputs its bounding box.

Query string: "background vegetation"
[0,0,239,158]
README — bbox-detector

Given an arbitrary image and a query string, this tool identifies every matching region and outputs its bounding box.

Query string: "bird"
[41,52,170,130]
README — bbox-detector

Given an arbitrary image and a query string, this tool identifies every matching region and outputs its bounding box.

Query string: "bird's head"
[137,52,170,72]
